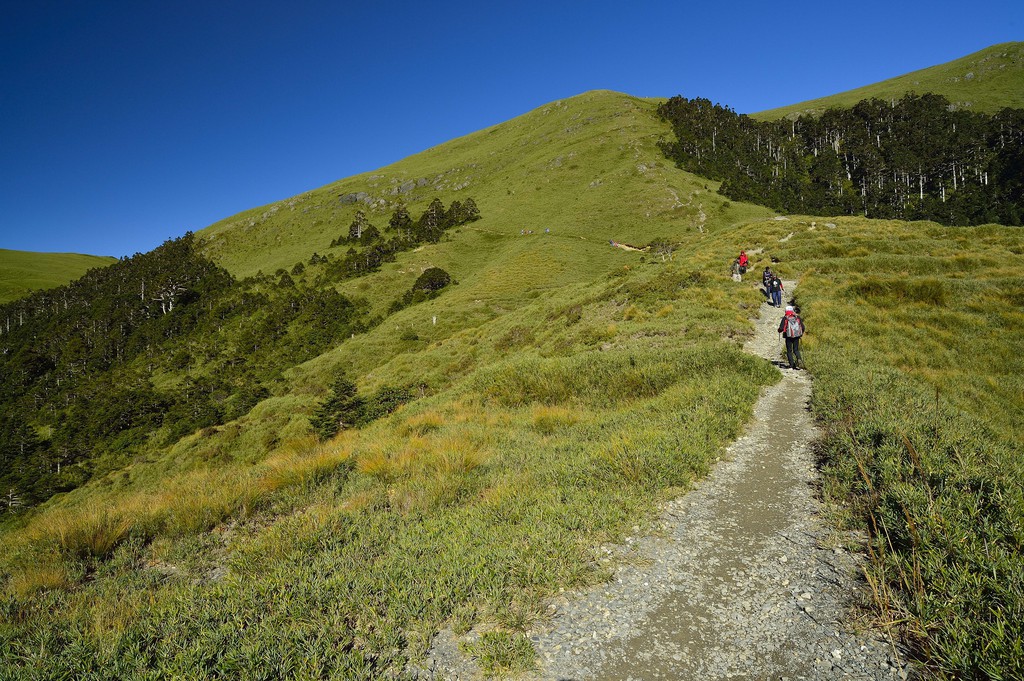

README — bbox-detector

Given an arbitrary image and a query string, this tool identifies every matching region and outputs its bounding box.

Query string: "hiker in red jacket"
[737,250,749,272]
[778,306,805,370]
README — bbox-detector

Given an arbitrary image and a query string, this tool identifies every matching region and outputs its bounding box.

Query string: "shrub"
[413,267,452,294]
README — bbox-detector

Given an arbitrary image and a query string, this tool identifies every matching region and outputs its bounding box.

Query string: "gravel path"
[418,283,908,680]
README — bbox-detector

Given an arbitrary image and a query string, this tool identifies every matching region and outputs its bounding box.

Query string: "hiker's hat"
[785,305,794,313]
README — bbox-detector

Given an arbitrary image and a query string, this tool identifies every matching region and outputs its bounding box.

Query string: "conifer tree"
[348,210,371,240]
[388,203,413,240]
[446,200,464,227]
[309,373,364,441]
[462,197,481,222]
[417,198,447,243]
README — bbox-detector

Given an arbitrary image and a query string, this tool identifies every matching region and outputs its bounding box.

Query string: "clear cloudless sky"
[2,0,1021,257]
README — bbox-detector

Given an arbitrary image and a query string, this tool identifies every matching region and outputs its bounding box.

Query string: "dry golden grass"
[258,435,354,493]
[18,463,270,566]
[338,490,377,514]
[6,562,74,598]
[531,405,579,435]
[423,434,489,476]
[153,468,265,537]
[400,410,446,436]
[356,435,424,481]
[623,305,643,321]
[29,507,134,560]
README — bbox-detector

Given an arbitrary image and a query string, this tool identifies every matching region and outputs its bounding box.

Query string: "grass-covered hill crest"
[195,89,767,279]
[755,42,1024,119]
[0,249,117,303]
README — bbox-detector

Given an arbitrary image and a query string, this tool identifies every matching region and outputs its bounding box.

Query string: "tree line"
[0,197,481,512]
[658,93,1024,225]
[0,234,366,510]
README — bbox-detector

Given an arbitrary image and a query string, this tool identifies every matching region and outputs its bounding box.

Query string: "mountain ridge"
[195,89,730,279]
[753,42,1024,119]
[0,248,117,303]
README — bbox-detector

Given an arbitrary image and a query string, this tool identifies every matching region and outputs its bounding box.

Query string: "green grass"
[0,300,778,678]
[753,216,1024,679]
[462,631,535,676]
[754,42,1024,119]
[0,249,116,302]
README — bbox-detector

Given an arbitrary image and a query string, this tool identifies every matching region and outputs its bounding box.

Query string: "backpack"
[783,316,803,338]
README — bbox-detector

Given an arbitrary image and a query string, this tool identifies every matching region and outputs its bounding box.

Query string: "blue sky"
[2,0,1021,257]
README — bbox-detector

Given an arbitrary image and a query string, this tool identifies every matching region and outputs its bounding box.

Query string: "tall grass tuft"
[5,562,74,598]
[36,508,134,560]
[531,405,579,434]
[258,435,354,493]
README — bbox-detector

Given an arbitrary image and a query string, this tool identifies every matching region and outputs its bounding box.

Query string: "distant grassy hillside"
[754,42,1024,120]
[0,249,116,303]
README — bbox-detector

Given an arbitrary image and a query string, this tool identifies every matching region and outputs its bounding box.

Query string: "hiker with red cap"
[737,250,749,273]
[778,305,805,370]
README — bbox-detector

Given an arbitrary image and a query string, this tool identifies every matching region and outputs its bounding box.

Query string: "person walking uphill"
[768,275,784,308]
[778,305,805,370]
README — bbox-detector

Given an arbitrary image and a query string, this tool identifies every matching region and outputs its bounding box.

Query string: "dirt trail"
[420,283,905,680]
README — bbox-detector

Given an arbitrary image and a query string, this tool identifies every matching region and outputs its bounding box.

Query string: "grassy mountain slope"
[753,42,1024,120]
[0,249,116,303]
[2,78,1022,678]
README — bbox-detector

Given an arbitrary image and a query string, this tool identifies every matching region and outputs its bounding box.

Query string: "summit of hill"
[196,90,769,279]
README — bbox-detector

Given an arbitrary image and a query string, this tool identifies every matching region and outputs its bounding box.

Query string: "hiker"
[737,250,749,273]
[730,258,743,282]
[768,275,784,308]
[762,267,773,289]
[778,305,805,369]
